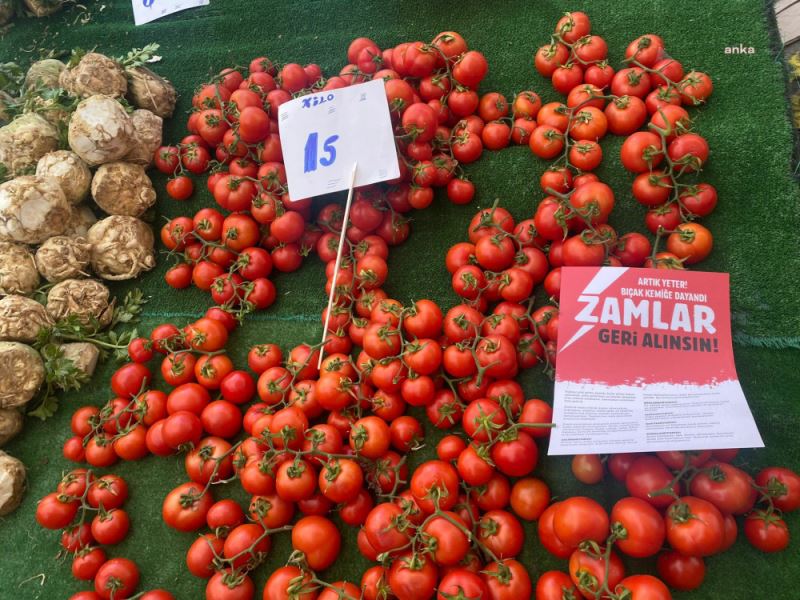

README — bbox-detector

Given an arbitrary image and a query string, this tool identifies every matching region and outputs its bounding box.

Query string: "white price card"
[278,79,400,201]
[132,0,209,26]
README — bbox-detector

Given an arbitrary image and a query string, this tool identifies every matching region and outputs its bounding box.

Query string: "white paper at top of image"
[132,0,209,26]
[278,79,400,201]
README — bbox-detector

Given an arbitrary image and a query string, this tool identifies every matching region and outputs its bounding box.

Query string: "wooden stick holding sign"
[317,162,358,369]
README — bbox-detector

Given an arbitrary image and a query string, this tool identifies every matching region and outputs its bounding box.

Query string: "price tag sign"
[278,79,400,201]
[132,0,209,26]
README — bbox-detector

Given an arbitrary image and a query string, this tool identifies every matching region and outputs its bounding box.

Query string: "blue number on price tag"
[143,0,154,6]
[303,132,339,173]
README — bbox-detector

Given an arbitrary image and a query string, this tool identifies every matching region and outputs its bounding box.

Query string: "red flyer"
[548,266,764,455]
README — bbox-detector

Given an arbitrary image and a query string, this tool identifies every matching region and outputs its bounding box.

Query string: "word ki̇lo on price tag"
[548,266,764,456]
[278,78,400,201]
[132,0,209,26]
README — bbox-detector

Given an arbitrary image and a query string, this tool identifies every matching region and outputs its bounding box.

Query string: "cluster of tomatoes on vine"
[43,299,800,600]
[35,466,171,600]
[528,448,800,598]
[521,11,717,271]
[156,31,516,318]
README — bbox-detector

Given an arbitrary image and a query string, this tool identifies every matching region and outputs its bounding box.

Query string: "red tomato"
[665,496,725,557]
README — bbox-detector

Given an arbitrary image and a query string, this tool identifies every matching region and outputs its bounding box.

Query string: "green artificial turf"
[1,1,800,599]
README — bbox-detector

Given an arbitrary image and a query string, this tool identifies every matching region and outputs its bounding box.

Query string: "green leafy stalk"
[28,289,149,419]
[117,43,161,68]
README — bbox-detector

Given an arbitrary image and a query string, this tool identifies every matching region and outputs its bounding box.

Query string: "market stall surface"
[1,1,799,598]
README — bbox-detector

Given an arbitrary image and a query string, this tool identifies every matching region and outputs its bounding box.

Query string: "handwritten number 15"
[304,132,339,173]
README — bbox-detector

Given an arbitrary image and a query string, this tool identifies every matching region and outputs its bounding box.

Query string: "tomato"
[620,131,663,172]
[632,170,672,206]
[162,482,214,532]
[140,591,175,600]
[186,436,234,484]
[163,263,192,294]
[679,71,713,105]
[475,335,517,379]
[58,468,94,498]
[263,568,317,600]
[87,475,128,510]
[478,92,509,121]
[553,496,609,549]
[611,497,665,558]
[248,493,294,529]
[482,120,511,150]
[111,363,151,399]
[452,50,488,88]
[689,461,755,515]
[611,67,652,98]
[666,223,713,264]
[756,466,800,512]
[411,460,460,513]
[585,62,615,89]
[535,42,569,77]
[61,522,92,552]
[680,183,717,217]
[364,502,411,554]
[388,552,438,600]
[276,458,317,502]
[438,569,489,600]
[571,454,604,484]
[269,405,309,451]
[569,140,602,171]
[645,203,682,235]
[536,570,578,600]
[205,572,254,600]
[94,557,139,600]
[650,104,691,139]
[350,415,391,458]
[646,85,682,114]
[194,354,233,390]
[613,233,652,267]
[319,458,363,503]
[668,133,709,174]
[570,180,615,223]
[72,547,107,581]
[615,575,671,600]
[575,34,608,63]
[248,344,282,374]
[206,499,245,535]
[185,318,229,352]
[318,582,360,600]
[421,511,470,566]
[154,145,180,174]
[744,512,790,553]
[166,175,193,201]
[625,34,665,66]
[656,550,705,591]
[626,455,679,509]
[222,523,270,569]
[482,559,532,600]
[569,547,625,600]
[529,125,565,160]
[665,496,724,557]
[562,235,605,266]
[36,492,78,529]
[478,509,524,558]
[491,431,538,477]
[569,107,607,141]
[91,508,130,545]
[168,382,211,415]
